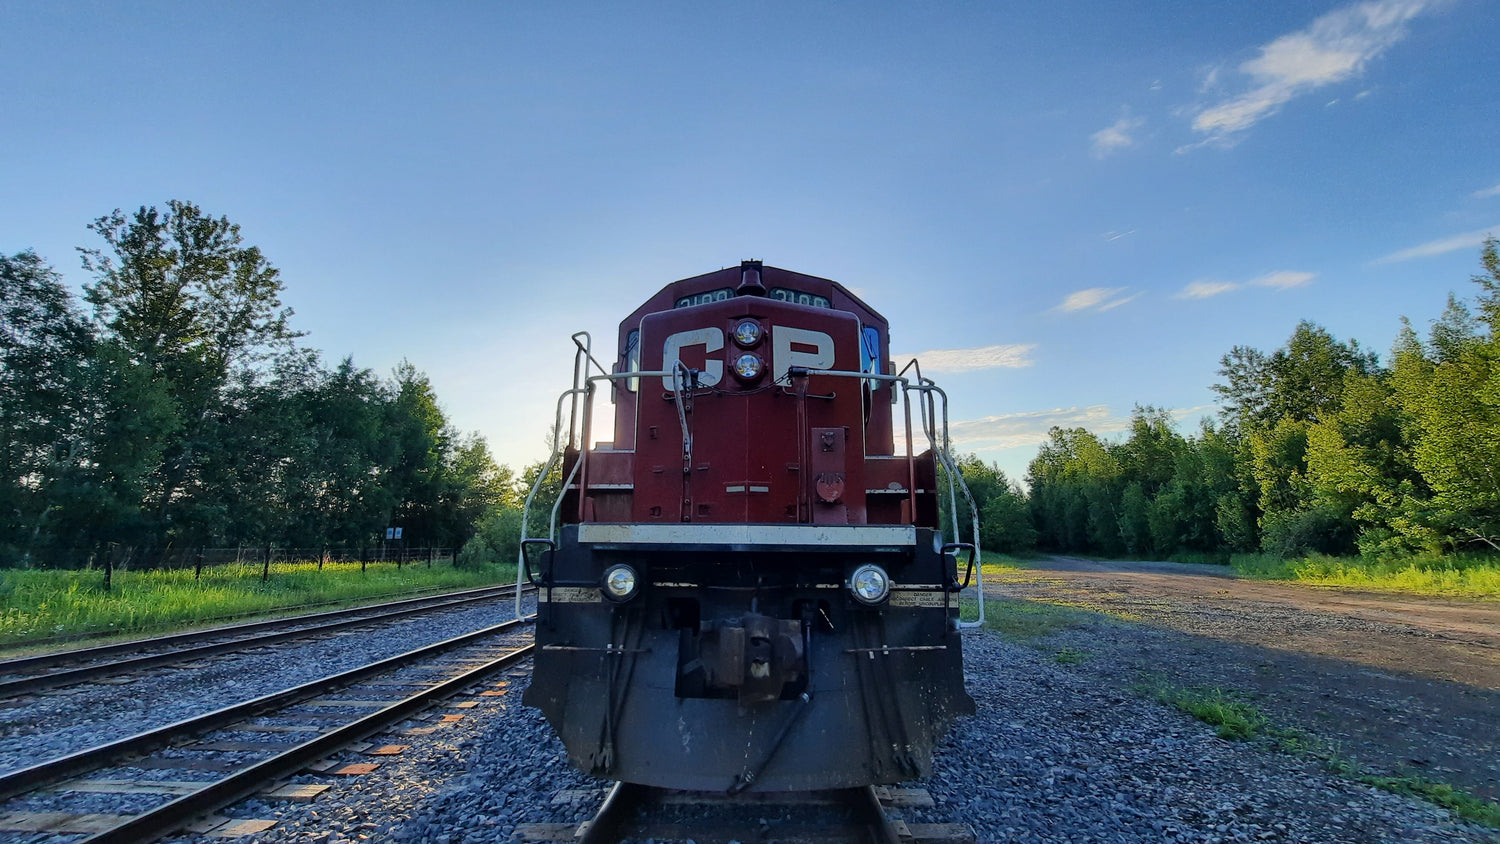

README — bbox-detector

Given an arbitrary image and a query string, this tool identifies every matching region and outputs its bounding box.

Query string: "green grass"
[1226,551,1500,598]
[1150,684,1266,741]
[1353,771,1500,827]
[956,558,1114,641]
[1146,679,1500,828]
[964,596,1095,642]
[1053,647,1088,664]
[0,560,517,649]
[1166,551,1234,567]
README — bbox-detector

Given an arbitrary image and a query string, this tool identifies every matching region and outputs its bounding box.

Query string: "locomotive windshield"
[861,325,881,375]
[674,288,733,308]
[769,287,830,308]
[674,286,831,309]
[623,328,640,393]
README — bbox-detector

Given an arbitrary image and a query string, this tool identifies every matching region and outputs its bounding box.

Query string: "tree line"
[1,201,517,567]
[8,204,1494,568]
[958,239,1500,562]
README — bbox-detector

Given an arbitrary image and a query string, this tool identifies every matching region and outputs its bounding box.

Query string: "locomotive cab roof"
[618,260,889,334]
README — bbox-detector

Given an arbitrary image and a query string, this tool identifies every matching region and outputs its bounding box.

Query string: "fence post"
[361,545,367,574]
[102,543,113,593]
[194,548,204,580]
[262,546,271,582]
[319,545,326,572]
[427,546,433,568]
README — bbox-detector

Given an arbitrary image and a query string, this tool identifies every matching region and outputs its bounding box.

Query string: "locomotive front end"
[522,262,978,792]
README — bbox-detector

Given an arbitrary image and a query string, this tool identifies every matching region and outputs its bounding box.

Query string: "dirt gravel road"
[984,556,1500,808]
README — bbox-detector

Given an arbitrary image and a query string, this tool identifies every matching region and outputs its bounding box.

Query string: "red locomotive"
[521,261,980,792]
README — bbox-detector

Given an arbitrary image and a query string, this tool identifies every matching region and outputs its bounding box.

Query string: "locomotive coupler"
[699,613,805,706]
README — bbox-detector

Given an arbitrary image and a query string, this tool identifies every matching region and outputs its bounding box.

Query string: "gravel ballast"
[0,594,533,778]
[161,625,1496,843]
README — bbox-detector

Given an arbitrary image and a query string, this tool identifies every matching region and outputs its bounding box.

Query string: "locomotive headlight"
[732,319,763,347]
[849,564,891,606]
[733,352,765,381]
[602,564,639,601]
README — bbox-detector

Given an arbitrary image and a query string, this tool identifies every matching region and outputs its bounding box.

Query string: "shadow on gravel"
[978,596,1500,815]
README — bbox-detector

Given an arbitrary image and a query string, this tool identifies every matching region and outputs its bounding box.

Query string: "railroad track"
[0,583,532,697]
[522,783,975,844]
[0,616,535,842]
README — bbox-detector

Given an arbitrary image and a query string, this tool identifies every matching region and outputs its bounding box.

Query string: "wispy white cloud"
[1103,229,1137,242]
[950,404,1216,451]
[1091,115,1145,158]
[1251,270,1317,289]
[1375,225,1500,263]
[1096,292,1144,311]
[895,343,1036,373]
[1177,280,1240,299]
[1055,287,1138,313]
[1176,270,1316,299]
[950,405,1123,450]
[1198,65,1223,93]
[1187,0,1434,147]
[1475,183,1500,199]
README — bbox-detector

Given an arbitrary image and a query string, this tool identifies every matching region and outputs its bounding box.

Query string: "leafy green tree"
[1,252,96,561]
[1116,406,1186,495]
[440,434,514,548]
[1212,345,1272,434]
[1218,322,1377,557]
[939,454,1002,542]
[1428,294,1477,364]
[79,201,300,545]
[4,204,509,562]
[459,506,524,567]
[80,201,294,370]
[285,357,400,547]
[1117,481,1152,554]
[979,492,1037,554]
[1213,321,1376,432]
[1249,417,1311,517]
[520,456,565,539]
[939,454,1035,553]
[1200,424,1259,551]
[1386,239,1500,551]
[386,360,452,544]
[1305,371,1428,555]
[1027,427,1123,553]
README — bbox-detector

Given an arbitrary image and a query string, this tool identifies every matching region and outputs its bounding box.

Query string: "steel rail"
[848,785,904,844]
[0,583,533,698]
[0,615,534,802]
[577,780,644,844]
[80,642,535,844]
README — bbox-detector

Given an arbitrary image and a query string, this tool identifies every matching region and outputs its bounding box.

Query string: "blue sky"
[3,1,1497,485]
